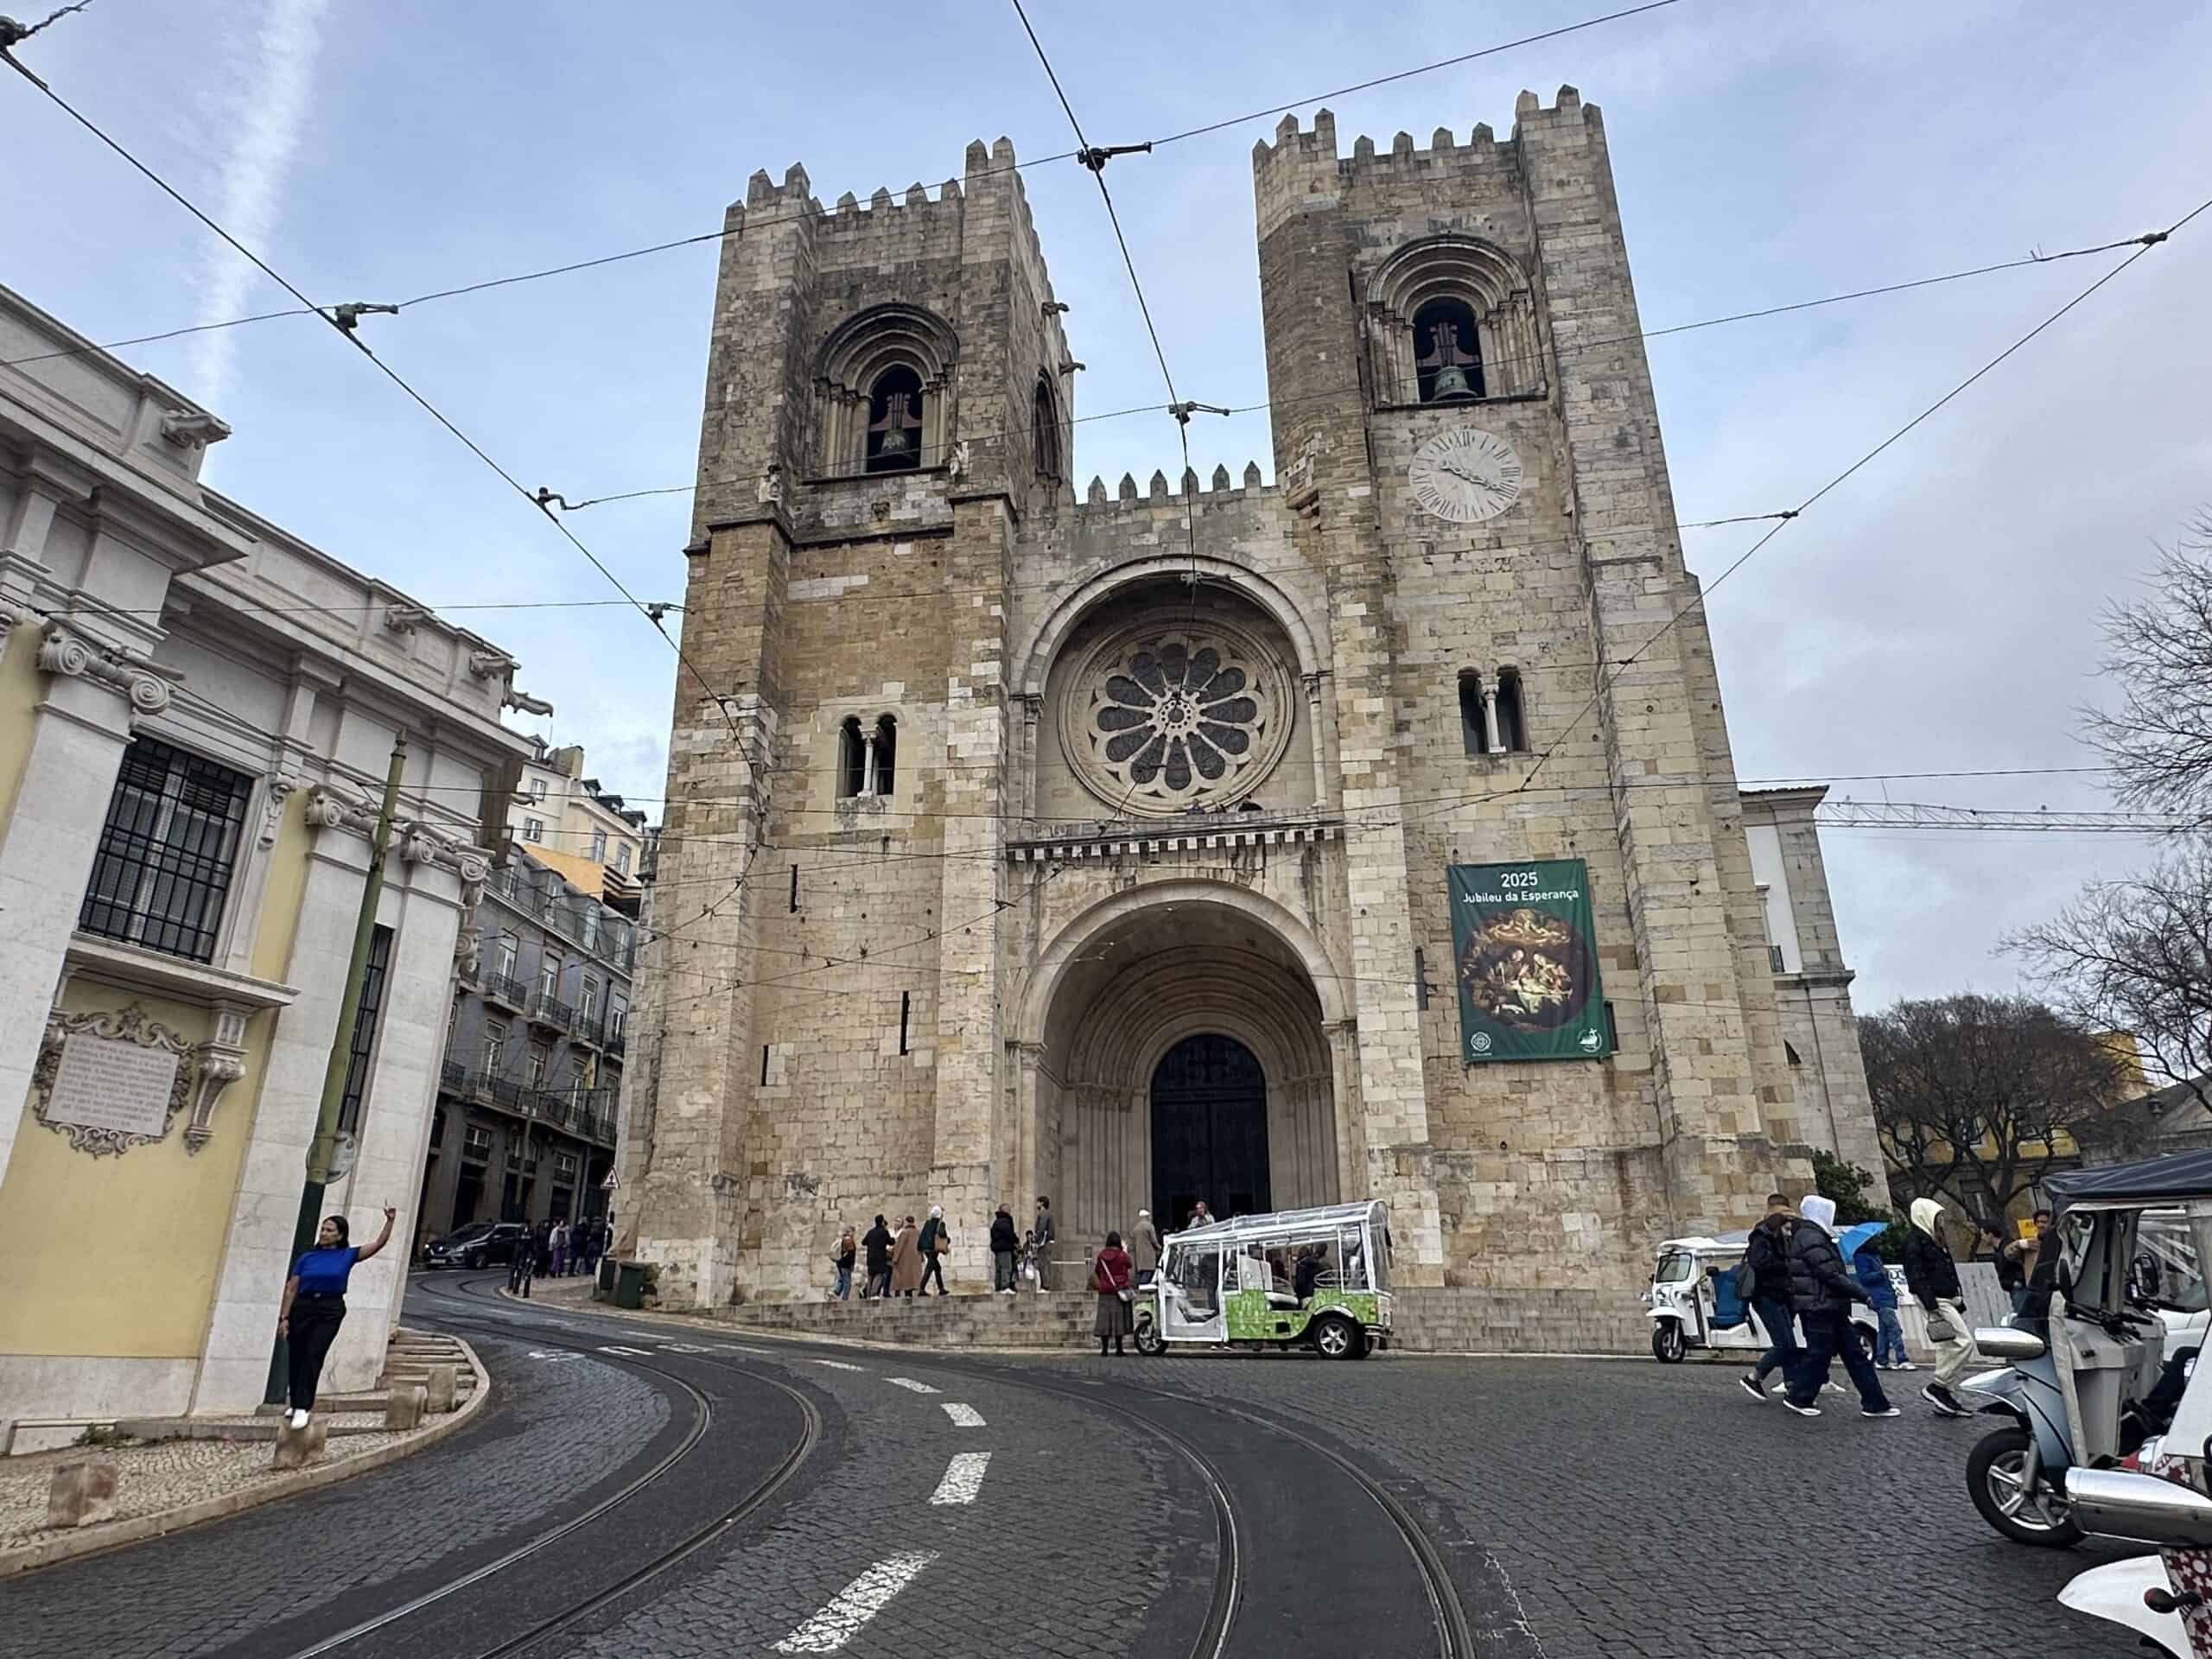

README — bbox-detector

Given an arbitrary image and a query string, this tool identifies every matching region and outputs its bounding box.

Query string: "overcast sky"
[4,0,2208,1012]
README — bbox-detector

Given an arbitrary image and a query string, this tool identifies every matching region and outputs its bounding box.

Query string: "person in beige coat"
[1131,1209,1163,1285]
[890,1215,924,1296]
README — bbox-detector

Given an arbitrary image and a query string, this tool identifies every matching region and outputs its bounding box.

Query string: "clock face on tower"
[1408,428,1523,524]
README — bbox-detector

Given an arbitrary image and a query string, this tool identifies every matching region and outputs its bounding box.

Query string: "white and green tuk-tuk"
[1131,1200,1393,1360]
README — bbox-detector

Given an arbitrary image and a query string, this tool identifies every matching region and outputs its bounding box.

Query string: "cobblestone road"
[5,1280,2156,1659]
[1004,1348,2146,1659]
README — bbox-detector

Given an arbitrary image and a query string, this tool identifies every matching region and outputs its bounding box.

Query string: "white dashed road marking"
[810,1358,865,1372]
[598,1345,651,1357]
[886,1376,940,1394]
[929,1451,991,1505]
[658,1343,712,1354]
[526,1351,581,1363]
[772,1552,938,1653]
[941,1403,986,1427]
[717,1344,772,1355]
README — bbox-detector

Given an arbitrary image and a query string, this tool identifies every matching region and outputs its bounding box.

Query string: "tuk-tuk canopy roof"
[1167,1200,1388,1245]
[2046,1149,2212,1219]
[1656,1232,1751,1255]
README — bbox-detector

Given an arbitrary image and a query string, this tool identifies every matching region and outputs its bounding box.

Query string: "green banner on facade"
[1449,858,1611,1063]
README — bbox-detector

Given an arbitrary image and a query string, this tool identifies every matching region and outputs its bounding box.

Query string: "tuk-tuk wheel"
[1650,1322,1686,1363]
[1313,1314,1363,1360]
[1134,1320,1165,1357]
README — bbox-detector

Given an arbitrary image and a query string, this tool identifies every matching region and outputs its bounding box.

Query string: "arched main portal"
[1151,1034,1269,1229]
[1024,889,1344,1248]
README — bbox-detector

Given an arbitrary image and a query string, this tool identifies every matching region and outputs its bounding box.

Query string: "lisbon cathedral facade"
[617,87,1881,1309]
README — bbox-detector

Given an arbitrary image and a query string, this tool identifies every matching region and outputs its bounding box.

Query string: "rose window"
[1060,622,1291,815]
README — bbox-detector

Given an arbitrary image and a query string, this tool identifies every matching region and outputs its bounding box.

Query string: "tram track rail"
[283,1274,821,1659]
[418,1274,1245,1659]
[944,1357,1473,1659]
[412,1273,1471,1658]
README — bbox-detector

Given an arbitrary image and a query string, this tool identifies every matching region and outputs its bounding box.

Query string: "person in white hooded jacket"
[1781,1194,1897,1418]
[1900,1198,1974,1416]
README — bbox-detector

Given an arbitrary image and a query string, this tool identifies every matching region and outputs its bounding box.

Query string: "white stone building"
[0,284,537,1446]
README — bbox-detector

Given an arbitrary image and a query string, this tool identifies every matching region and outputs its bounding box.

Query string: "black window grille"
[79,736,254,963]
[337,925,394,1134]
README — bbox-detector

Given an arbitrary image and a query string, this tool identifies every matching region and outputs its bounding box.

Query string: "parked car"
[423,1220,529,1269]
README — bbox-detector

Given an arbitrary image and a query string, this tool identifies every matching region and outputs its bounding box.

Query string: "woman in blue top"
[279,1204,396,1429]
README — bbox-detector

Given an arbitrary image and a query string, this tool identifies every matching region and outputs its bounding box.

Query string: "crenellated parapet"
[1251,88,1600,239]
[1068,460,1271,518]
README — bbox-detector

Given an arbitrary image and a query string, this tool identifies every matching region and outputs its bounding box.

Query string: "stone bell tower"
[1249,90,1804,1269]
[622,139,1073,1306]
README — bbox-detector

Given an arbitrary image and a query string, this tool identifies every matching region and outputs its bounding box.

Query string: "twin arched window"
[818,304,957,477]
[1457,668,1526,756]
[837,714,899,799]
[1366,238,1541,408]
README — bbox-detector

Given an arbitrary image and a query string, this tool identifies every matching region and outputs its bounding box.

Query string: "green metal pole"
[265,735,409,1404]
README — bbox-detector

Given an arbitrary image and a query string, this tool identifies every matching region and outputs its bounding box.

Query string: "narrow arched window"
[1495,668,1527,753]
[1413,298,1483,403]
[865,365,924,472]
[873,714,898,798]
[1032,375,1061,480]
[1457,671,1485,757]
[838,715,866,798]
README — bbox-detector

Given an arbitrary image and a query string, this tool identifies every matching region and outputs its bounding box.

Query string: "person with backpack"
[831,1226,857,1300]
[918,1205,950,1297]
[1854,1234,1910,1371]
[1737,1193,1800,1402]
[1781,1194,1896,1419]
[989,1205,1020,1294]
[1903,1198,1974,1417]
[861,1213,893,1299]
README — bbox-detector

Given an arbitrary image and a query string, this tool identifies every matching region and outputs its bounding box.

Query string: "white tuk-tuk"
[1130,1201,1392,1360]
[1645,1228,1884,1364]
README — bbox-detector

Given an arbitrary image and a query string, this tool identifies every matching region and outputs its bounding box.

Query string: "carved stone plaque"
[47,1032,182,1140]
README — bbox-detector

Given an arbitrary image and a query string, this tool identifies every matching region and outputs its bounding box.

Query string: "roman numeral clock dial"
[1408,428,1523,524]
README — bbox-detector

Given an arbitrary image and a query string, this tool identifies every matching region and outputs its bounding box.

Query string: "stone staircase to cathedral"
[716,1289,1102,1348]
[710,1285,1652,1355]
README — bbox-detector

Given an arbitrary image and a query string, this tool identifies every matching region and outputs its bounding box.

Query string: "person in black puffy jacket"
[1783,1195,1894,1418]
[1737,1197,1802,1402]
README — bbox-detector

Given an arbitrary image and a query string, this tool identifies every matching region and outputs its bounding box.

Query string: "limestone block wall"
[1249,93,1802,1291]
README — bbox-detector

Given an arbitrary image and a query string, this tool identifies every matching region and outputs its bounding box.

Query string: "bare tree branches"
[1865,994,2127,1220]
[2085,513,2212,824]
[2011,842,2212,1116]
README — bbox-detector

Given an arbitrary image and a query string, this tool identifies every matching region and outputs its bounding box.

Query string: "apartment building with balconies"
[417,846,634,1236]
[511,737,648,918]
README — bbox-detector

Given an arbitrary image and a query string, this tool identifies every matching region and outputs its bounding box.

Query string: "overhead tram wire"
[0,0,1684,372]
[4,61,748,756]
[1402,189,2212,825]
[308,227,2171,517]
[410,760,2122,813]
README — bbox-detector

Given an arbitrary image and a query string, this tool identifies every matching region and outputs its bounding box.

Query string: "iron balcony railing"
[527,991,575,1032]
[440,1059,467,1094]
[483,971,529,1009]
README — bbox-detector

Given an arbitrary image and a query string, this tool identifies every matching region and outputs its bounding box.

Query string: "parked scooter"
[1965,1160,2194,1548]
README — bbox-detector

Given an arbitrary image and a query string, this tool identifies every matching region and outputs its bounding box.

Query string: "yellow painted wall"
[0,793,308,1360]
[527,844,607,900]
[0,615,43,840]
[256,788,310,983]
[0,989,259,1357]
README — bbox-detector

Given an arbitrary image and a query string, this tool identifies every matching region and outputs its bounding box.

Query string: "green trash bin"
[594,1255,618,1301]
[613,1261,647,1311]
